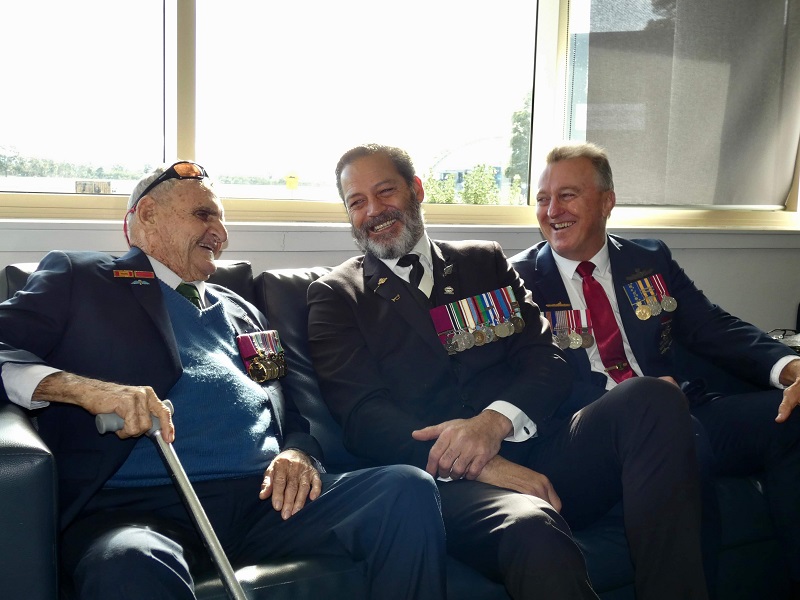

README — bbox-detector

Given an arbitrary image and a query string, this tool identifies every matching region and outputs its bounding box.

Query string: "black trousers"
[530,377,708,600]
[692,388,800,582]
[61,465,446,600]
[437,377,707,600]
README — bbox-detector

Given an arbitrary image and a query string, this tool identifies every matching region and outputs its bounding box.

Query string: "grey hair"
[545,143,614,192]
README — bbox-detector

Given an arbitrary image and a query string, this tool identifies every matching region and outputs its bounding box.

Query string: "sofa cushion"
[255,267,367,472]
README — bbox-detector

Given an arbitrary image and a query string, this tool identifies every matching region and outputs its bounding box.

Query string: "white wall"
[1,219,799,333]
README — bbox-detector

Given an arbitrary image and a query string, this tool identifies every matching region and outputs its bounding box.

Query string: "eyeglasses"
[124,161,209,246]
[132,161,209,208]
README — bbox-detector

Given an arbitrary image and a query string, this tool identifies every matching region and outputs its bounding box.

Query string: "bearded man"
[306,143,710,600]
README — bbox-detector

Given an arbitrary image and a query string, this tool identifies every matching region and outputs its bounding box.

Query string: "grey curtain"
[568,0,800,207]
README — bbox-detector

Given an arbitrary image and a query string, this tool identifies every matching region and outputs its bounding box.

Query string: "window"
[195,0,537,206]
[1,0,798,226]
[0,0,164,197]
[561,0,800,208]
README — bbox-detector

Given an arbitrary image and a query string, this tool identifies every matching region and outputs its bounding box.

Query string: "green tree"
[506,174,523,205]
[461,164,500,205]
[423,170,456,204]
[506,92,531,194]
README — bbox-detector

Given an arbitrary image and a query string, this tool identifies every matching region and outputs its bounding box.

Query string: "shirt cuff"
[484,401,537,442]
[1,363,59,409]
[771,355,800,388]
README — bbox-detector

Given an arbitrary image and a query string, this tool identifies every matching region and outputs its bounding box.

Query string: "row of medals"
[554,295,678,351]
[247,351,287,383]
[445,315,526,354]
[635,294,677,320]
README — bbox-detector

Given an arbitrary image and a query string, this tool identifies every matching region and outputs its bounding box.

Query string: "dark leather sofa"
[0,260,790,600]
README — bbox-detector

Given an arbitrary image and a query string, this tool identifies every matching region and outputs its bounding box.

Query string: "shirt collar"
[381,233,433,272]
[551,239,611,280]
[145,254,208,300]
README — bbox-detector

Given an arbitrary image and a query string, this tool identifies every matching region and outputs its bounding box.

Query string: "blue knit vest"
[107,283,280,487]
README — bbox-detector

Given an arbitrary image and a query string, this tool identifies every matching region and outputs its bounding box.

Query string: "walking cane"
[96,401,249,600]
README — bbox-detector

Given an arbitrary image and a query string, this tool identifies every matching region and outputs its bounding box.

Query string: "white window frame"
[0,0,797,230]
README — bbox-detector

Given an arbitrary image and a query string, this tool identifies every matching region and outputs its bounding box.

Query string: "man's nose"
[546,198,563,218]
[365,195,384,217]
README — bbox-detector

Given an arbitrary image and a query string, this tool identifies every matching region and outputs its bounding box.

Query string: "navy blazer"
[307,239,572,470]
[510,235,794,403]
[0,247,318,529]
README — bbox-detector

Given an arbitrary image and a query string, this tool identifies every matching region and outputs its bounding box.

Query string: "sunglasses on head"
[124,161,209,246]
[132,161,209,208]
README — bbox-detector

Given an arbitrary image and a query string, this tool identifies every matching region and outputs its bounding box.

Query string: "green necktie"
[177,282,201,308]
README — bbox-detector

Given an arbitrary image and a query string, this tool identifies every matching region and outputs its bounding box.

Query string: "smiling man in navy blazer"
[510,142,800,597]
[0,162,447,599]
[308,143,710,600]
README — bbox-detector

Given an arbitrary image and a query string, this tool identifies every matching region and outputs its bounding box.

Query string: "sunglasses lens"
[173,162,205,178]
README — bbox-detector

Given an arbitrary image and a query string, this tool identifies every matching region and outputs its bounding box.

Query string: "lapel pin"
[391,294,400,302]
[444,286,455,295]
[131,280,150,286]
[443,264,454,276]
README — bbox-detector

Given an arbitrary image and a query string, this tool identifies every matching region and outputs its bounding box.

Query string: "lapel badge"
[373,277,388,293]
[443,264,454,276]
[546,301,571,308]
[391,294,400,302]
[131,280,150,286]
[444,286,455,295]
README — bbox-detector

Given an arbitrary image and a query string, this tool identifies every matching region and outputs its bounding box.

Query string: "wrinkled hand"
[412,410,512,480]
[259,449,322,520]
[477,455,562,512]
[33,371,175,442]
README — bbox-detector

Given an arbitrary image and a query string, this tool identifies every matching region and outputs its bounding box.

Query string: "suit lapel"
[113,248,182,375]
[532,244,574,311]
[534,244,596,378]
[364,252,444,355]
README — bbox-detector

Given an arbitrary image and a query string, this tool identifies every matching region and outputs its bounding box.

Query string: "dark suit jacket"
[307,239,572,469]
[510,235,794,406]
[0,247,319,529]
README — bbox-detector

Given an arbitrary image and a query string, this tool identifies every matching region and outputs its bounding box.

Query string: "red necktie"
[576,261,635,384]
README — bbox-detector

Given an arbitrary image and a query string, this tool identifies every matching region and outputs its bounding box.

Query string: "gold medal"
[473,328,486,346]
[635,304,651,320]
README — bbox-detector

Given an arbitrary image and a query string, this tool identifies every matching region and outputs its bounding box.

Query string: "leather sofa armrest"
[0,404,59,600]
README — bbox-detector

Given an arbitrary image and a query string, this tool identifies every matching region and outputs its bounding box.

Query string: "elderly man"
[510,142,800,597]
[0,161,447,599]
[307,143,709,600]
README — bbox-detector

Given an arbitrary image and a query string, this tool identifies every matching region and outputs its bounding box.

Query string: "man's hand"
[412,410,512,480]
[657,375,680,387]
[259,449,322,520]
[477,455,562,512]
[33,371,175,442]
[777,359,800,423]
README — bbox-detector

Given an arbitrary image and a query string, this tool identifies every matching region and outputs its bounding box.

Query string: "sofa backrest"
[0,259,365,473]
[255,267,366,472]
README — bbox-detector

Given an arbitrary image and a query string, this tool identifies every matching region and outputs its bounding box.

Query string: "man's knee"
[497,496,583,564]
[72,526,193,599]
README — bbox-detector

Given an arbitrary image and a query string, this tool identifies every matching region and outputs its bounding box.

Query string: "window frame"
[0,0,797,230]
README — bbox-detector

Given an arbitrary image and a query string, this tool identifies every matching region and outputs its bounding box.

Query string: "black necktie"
[177,282,201,308]
[397,254,423,289]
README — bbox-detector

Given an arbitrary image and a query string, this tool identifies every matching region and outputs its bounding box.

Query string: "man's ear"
[136,196,157,225]
[602,189,616,219]
[412,176,425,203]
